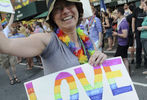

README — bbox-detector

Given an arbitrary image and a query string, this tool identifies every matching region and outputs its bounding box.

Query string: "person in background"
[132,0,146,69]
[111,9,118,47]
[113,7,130,73]
[24,25,35,70]
[137,0,147,74]
[80,17,89,36]
[124,3,131,16]
[33,22,44,68]
[102,12,113,51]
[41,19,52,33]
[18,22,29,37]
[126,4,136,64]
[0,14,21,85]
[88,5,103,51]
[34,22,44,33]
[107,8,116,47]
[0,0,107,76]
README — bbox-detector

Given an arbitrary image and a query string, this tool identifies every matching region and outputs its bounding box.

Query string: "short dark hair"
[117,7,124,15]
[104,12,109,17]
[129,4,135,12]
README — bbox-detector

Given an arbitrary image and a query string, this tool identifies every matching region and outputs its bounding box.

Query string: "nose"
[62,7,70,15]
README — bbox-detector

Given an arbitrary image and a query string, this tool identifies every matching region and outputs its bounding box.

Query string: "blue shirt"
[88,16,102,43]
[9,33,25,39]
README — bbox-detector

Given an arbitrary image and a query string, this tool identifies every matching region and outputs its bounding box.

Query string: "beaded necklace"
[56,27,95,64]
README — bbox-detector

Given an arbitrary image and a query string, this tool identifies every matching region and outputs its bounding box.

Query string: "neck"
[119,15,124,20]
[62,27,78,43]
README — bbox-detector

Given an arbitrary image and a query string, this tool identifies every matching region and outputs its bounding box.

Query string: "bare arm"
[113,29,128,38]
[138,26,147,31]
[103,18,110,28]
[98,32,102,47]
[0,31,51,57]
[7,14,14,27]
[117,29,128,38]
[132,17,135,33]
[142,26,147,30]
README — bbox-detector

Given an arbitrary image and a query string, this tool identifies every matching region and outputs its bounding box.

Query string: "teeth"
[63,16,73,21]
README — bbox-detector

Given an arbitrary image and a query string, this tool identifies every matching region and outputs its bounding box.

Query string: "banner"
[24,57,139,100]
[100,0,107,12]
[0,0,14,13]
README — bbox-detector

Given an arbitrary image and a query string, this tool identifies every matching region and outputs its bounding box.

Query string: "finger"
[88,51,100,65]
[94,54,104,66]
[88,53,96,65]
[99,54,107,65]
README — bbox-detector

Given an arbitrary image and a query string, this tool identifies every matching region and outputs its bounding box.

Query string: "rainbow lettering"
[25,82,37,100]
[102,58,133,96]
[54,72,79,100]
[25,58,134,100]
[74,65,103,100]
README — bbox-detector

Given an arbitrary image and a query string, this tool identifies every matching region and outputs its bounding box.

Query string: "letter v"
[74,66,103,100]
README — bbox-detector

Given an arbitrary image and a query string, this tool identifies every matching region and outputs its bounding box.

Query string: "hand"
[137,27,142,31]
[112,31,117,36]
[88,51,107,66]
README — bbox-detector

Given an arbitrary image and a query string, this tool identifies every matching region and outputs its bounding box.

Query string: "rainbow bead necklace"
[56,27,95,64]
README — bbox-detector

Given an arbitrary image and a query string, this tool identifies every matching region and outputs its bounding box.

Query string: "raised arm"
[7,14,14,28]
[0,31,51,57]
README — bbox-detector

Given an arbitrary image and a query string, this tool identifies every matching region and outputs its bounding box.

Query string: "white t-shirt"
[3,26,11,38]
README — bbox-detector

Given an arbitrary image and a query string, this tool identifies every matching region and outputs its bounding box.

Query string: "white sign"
[81,0,93,18]
[104,0,111,3]
[0,0,14,13]
[117,0,126,4]
[24,57,139,100]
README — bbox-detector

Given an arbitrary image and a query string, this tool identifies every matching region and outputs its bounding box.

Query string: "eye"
[54,6,63,11]
[52,6,63,15]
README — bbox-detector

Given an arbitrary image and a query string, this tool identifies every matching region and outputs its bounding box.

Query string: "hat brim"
[46,0,82,21]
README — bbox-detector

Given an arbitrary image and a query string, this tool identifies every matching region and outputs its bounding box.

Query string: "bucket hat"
[46,0,83,21]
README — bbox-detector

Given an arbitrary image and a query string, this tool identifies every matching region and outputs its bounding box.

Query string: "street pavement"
[0,55,147,100]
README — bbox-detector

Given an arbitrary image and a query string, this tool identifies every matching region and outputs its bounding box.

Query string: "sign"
[0,0,14,13]
[14,1,47,21]
[24,57,139,100]
[117,0,126,4]
[81,0,93,18]
[15,0,30,10]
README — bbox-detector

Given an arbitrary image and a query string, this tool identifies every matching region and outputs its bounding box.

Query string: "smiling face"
[52,0,79,31]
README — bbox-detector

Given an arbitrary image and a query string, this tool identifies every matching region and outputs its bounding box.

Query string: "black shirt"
[126,14,133,32]
[132,7,144,28]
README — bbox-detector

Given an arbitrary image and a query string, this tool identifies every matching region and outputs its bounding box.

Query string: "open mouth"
[62,16,73,21]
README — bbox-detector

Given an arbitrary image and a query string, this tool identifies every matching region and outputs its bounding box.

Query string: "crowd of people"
[80,0,147,73]
[0,14,50,85]
[0,0,146,85]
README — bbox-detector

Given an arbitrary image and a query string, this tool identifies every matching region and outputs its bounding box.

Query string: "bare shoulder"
[29,32,52,46]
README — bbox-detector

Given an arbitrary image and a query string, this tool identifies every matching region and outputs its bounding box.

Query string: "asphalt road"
[0,57,147,100]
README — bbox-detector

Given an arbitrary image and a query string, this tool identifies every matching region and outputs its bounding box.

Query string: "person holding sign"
[0,0,107,75]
